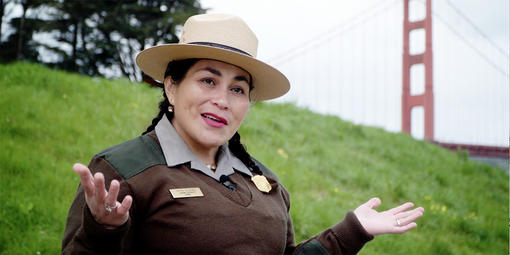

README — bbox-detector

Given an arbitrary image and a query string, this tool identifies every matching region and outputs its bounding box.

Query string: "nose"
[211,88,229,110]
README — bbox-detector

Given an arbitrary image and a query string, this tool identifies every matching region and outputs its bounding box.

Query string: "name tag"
[169,187,204,198]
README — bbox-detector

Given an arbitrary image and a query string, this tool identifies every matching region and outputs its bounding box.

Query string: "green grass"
[1,62,508,254]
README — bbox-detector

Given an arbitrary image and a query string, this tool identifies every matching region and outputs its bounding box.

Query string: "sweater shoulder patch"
[94,135,166,179]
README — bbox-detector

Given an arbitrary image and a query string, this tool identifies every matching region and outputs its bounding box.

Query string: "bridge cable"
[267,0,400,66]
[432,11,509,78]
[444,0,509,58]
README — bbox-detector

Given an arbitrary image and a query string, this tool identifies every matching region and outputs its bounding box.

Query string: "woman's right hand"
[73,163,133,228]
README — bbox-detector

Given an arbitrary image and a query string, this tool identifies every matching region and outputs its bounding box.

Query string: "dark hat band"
[187,42,252,57]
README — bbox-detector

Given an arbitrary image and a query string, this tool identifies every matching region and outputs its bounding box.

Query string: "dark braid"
[142,91,172,135]
[142,58,262,176]
[228,132,263,175]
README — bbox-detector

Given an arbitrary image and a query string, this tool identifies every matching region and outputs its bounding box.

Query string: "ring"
[105,202,117,213]
[396,219,401,226]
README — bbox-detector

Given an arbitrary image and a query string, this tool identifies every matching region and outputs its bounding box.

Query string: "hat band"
[187,42,252,57]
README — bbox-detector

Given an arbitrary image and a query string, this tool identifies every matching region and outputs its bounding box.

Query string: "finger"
[365,197,381,209]
[394,222,418,234]
[387,202,414,215]
[93,172,107,203]
[73,163,95,197]
[394,206,424,219]
[105,179,120,209]
[397,208,424,226]
[116,195,133,215]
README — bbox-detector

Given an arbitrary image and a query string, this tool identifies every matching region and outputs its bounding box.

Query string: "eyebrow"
[198,67,250,84]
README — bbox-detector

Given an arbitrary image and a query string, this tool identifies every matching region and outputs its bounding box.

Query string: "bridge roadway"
[435,142,509,172]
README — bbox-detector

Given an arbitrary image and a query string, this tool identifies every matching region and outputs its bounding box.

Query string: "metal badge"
[251,175,272,193]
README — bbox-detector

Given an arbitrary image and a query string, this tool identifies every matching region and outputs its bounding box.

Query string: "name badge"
[169,187,204,198]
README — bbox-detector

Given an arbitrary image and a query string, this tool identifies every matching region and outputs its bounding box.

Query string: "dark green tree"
[0,0,15,43]
[0,0,6,40]
[38,0,97,72]
[0,1,46,62]
[38,0,204,80]
[1,0,203,81]
[14,0,46,60]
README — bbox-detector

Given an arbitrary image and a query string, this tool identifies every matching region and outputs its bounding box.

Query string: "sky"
[200,0,509,147]
[199,0,509,62]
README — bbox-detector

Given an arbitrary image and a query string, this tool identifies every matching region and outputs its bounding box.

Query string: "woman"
[62,13,424,254]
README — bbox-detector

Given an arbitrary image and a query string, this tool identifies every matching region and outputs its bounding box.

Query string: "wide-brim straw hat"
[136,13,290,101]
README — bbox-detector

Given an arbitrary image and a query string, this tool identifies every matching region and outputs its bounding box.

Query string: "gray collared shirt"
[155,115,252,181]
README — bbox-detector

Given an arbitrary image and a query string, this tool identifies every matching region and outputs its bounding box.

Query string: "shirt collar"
[154,115,252,181]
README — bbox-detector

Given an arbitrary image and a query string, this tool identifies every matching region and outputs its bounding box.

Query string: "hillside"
[0,62,508,254]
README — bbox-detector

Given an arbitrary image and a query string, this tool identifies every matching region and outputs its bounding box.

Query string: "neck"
[184,139,219,168]
[195,146,218,169]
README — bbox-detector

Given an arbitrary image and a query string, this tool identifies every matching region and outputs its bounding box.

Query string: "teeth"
[208,116,219,121]
[202,114,221,122]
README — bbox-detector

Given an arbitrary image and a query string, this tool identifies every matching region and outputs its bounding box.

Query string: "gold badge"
[169,187,204,198]
[251,175,271,193]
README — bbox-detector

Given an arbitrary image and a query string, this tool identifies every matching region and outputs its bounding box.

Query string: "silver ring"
[396,219,401,226]
[105,202,117,213]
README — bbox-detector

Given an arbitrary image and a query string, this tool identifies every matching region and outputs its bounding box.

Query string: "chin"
[199,135,229,148]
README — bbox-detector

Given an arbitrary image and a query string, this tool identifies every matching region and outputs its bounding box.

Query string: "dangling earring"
[168,105,174,112]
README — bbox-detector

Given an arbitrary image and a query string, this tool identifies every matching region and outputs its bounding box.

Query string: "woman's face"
[164,59,251,151]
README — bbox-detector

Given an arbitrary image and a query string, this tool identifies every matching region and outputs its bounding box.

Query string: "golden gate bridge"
[266,0,509,163]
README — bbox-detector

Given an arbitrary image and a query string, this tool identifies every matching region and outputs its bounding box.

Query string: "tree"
[0,7,45,61]
[89,0,204,81]
[1,0,5,40]
[38,0,96,72]
[39,0,204,80]
[0,0,204,81]
[0,0,47,62]
[15,0,45,60]
[0,0,12,42]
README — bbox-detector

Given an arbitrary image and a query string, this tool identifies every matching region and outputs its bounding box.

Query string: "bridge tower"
[402,0,434,140]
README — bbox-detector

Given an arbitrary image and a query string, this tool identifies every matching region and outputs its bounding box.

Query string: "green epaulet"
[95,135,279,181]
[94,135,166,179]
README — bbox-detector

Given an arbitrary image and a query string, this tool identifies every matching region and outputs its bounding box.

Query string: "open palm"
[354,197,424,236]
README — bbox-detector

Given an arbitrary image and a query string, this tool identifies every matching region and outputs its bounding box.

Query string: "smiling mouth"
[201,113,228,125]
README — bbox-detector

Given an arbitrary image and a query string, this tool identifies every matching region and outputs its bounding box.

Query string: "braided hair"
[142,59,263,175]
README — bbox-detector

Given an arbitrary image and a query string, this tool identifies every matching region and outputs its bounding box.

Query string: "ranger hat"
[136,13,290,101]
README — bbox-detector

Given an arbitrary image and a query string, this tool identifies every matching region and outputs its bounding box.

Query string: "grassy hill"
[0,62,508,254]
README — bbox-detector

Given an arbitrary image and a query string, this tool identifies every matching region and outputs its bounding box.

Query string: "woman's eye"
[201,78,215,85]
[231,87,245,94]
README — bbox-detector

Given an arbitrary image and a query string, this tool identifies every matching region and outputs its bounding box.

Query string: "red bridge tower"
[402,0,434,141]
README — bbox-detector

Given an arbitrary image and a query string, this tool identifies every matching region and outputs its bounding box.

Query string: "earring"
[168,105,174,112]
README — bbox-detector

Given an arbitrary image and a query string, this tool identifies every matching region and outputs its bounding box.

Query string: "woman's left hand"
[353,197,424,236]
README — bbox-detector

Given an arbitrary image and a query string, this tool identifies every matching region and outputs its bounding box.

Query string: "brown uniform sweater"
[61,132,373,254]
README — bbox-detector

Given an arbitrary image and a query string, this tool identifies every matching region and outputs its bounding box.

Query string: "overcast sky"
[200,0,509,146]
[200,0,509,61]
